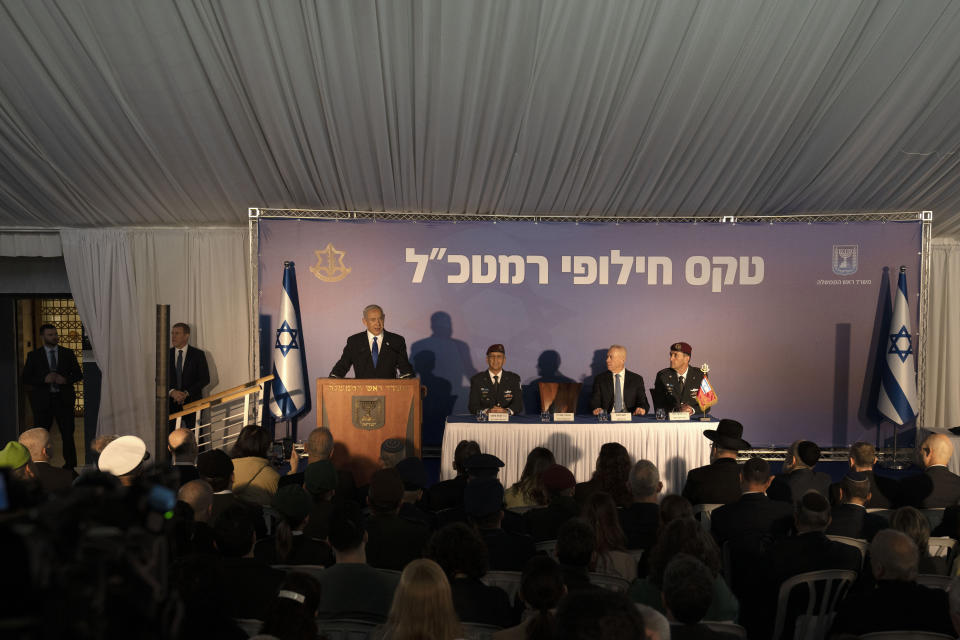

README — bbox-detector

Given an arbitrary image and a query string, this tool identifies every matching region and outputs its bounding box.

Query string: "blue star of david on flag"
[275,320,300,356]
[887,326,913,363]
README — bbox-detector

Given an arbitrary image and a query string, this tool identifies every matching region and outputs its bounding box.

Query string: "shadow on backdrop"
[578,349,609,414]
[412,350,455,446]
[524,350,575,414]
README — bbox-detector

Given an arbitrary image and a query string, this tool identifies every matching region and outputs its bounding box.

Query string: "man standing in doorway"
[168,322,210,430]
[22,324,83,468]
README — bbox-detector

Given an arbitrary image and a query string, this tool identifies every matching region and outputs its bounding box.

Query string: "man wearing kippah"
[468,344,523,416]
[653,341,705,415]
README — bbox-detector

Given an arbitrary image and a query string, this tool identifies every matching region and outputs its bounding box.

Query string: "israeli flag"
[878,267,918,425]
[269,262,307,419]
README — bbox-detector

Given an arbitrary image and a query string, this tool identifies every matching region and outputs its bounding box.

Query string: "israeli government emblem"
[311,242,351,282]
[352,396,385,430]
[832,244,859,276]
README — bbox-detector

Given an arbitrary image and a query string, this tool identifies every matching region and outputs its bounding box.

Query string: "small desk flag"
[696,373,718,413]
[269,262,307,419]
[877,266,918,425]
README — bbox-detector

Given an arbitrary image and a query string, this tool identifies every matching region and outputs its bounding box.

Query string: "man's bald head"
[18,428,52,462]
[921,433,953,468]
[178,479,214,523]
[306,428,334,460]
[870,529,919,581]
[168,428,198,462]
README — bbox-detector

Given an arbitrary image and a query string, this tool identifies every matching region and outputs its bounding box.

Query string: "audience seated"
[211,504,285,620]
[628,516,739,622]
[682,419,750,506]
[635,604,671,640]
[395,456,437,530]
[619,459,662,550]
[313,503,400,620]
[555,517,599,593]
[465,477,535,571]
[18,427,75,493]
[427,522,517,628]
[301,459,339,539]
[660,494,694,526]
[98,435,149,487]
[583,491,637,581]
[826,471,889,541]
[768,440,831,504]
[575,442,634,509]
[364,467,431,571]
[166,427,199,487]
[890,505,950,575]
[428,439,480,511]
[380,558,464,640]
[257,571,321,640]
[493,555,566,640]
[554,588,646,640]
[229,425,280,507]
[172,554,248,640]
[898,433,960,508]
[254,485,334,566]
[0,441,36,483]
[197,448,266,538]
[523,464,580,542]
[831,442,897,508]
[663,553,742,639]
[175,478,217,555]
[503,446,555,509]
[278,427,357,502]
[829,529,954,637]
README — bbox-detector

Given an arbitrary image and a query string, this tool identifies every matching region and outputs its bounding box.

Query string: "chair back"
[916,573,953,590]
[693,503,723,532]
[858,632,954,639]
[233,618,262,637]
[921,508,946,530]
[314,618,381,640]
[588,571,631,592]
[538,382,582,413]
[481,571,523,603]
[928,536,957,558]
[771,569,857,640]
[700,621,748,638]
[825,535,870,569]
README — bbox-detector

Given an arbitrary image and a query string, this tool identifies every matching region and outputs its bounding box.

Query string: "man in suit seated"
[899,433,960,508]
[590,345,648,416]
[829,441,898,508]
[468,343,523,416]
[653,341,705,416]
[17,427,75,494]
[830,529,955,637]
[768,440,831,504]
[329,304,414,379]
[827,471,889,541]
[682,419,750,506]
[427,439,480,511]
[619,459,662,550]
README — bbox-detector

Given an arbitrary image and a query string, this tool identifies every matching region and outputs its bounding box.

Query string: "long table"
[441,415,718,496]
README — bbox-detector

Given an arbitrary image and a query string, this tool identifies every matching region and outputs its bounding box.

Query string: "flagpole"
[878,265,918,470]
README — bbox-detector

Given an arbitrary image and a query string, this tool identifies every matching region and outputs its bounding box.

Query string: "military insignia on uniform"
[352,396,385,430]
[311,243,352,282]
[832,245,858,276]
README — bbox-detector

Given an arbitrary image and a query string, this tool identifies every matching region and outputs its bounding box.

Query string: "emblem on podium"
[311,243,352,282]
[352,396,386,430]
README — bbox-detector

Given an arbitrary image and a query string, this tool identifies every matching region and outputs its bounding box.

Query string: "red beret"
[486,344,505,355]
[671,342,692,356]
[540,464,576,492]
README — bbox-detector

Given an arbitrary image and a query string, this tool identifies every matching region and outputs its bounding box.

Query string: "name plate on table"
[669,411,691,421]
[553,412,575,422]
[488,412,509,422]
[610,412,632,422]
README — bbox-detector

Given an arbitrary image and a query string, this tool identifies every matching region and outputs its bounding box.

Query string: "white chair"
[826,535,870,569]
[481,570,523,603]
[693,503,723,531]
[588,571,631,593]
[915,573,952,590]
[928,536,957,558]
[771,569,857,640]
[629,548,645,564]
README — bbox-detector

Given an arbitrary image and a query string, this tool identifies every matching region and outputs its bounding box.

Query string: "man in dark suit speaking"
[590,344,648,415]
[168,322,210,429]
[22,323,83,468]
[329,304,414,379]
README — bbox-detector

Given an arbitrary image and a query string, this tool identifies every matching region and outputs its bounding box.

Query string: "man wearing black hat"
[768,440,831,504]
[197,449,266,538]
[653,341,704,415]
[590,345,648,415]
[682,419,750,506]
[468,344,523,415]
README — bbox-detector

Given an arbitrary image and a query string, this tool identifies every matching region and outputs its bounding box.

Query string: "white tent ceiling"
[2,0,960,236]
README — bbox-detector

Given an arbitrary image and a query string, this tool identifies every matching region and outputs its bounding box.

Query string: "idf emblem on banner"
[696,363,718,420]
[270,261,308,419]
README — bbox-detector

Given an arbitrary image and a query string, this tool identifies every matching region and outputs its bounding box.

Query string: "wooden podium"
[316,378,421,486]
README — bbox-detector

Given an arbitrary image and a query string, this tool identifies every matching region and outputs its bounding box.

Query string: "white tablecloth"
[441,415,717,496]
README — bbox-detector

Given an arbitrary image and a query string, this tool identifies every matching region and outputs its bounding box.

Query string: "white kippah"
[277,590,305,604]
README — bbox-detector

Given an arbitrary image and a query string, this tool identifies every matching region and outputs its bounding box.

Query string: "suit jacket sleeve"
[390,334,414,378]
[60,347,83,384]
[591,374,606,411]
[22,350,47,387]
[329,337,356,378]
[505,372,523,414]
[186,349,210,399]
[626,372,649,413]
[467,373,484,414]
[654,369,679,411]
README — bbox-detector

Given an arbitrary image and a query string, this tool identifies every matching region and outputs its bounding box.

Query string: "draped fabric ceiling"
[1,0,960,234]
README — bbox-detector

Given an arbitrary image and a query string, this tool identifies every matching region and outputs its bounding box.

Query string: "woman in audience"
[254,485,334,566]
[230,424,280,506]
[258,571,321,640]
[582,491,637,581]
[380,558,463,640]
[659,494,694,526]
[427,522,518,629]
[627,516,739,622]
[574,442,633,508]
[890,506,949,575]
[493,555,566,640]
[505,447,555,508]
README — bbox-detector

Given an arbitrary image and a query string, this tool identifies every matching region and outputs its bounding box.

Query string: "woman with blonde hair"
[381,558,464,640]
[582,491,637,581]
[505,447,555,508]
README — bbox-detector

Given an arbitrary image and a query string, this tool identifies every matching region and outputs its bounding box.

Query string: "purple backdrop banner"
[258,219,921,447]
